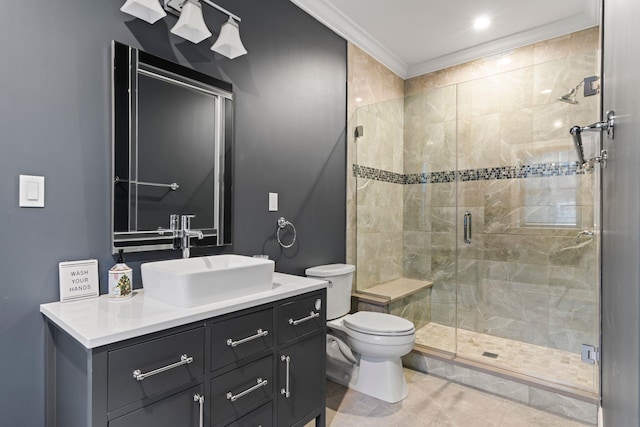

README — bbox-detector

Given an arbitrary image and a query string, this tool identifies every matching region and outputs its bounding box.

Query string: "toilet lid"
[343,312,415,336]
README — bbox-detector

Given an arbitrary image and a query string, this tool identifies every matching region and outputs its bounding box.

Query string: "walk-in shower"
[351,27,601,395]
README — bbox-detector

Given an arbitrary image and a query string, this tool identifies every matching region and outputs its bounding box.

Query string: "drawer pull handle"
[226,378,269,402]
[289,311,319,326]
[280,355,291,398]
[193,394,205,427]
[132,354,193,381]
[226,329,269,347]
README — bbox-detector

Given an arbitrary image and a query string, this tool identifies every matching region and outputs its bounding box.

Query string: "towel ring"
[277,217,297,249]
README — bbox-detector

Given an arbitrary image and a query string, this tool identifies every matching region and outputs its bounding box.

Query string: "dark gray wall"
[601,0,640,424]
[0,1,346,425]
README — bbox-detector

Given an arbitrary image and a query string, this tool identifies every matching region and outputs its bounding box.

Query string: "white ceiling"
[290,0,600,79]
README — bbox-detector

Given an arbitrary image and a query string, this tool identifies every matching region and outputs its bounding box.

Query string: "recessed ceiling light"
[473,15,491,30]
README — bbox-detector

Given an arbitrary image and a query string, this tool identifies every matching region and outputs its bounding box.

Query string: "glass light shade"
[170,0,212,44]
[211,18,247,59]
[120,0,167,24]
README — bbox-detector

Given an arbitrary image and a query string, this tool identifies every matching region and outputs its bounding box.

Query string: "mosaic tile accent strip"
[352,164,405,184]
[353,162,587,185]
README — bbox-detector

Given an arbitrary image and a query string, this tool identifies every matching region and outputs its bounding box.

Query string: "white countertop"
[40,273,327,349]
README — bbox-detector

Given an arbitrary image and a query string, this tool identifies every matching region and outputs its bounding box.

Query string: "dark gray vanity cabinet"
[45,289,326,427]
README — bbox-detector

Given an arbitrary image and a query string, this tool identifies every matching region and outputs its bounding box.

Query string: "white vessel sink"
[141,255,275,308]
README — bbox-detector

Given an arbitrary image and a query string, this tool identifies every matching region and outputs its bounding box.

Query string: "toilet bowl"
[305,264,416,403]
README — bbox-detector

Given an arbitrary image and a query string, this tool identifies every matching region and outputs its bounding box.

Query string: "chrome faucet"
[181,214,204,258]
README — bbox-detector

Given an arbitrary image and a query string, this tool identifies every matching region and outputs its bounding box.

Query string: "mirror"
[112,41,233,253]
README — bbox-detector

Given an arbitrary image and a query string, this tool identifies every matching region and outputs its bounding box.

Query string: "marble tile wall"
[402,27,600,354]
[347,44,404,288]
[349,28,600,354]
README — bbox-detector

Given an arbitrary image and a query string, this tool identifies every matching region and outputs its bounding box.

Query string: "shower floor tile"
[415,323,596,391]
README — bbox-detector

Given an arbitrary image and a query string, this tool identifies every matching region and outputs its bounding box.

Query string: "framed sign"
[58,259,99,302]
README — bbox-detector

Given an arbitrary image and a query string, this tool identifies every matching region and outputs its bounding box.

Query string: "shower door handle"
[463,211,472,245]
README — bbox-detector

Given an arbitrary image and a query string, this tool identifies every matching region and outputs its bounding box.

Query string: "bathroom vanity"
[41,273,327,427]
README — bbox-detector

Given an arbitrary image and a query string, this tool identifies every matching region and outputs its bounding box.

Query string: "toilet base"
[328,353,409,404]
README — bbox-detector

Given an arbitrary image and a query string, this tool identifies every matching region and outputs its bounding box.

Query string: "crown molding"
[290,0,600,80]
[289,0,408,78]
[406,9,601,78]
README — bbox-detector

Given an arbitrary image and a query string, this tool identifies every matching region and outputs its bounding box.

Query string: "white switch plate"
[20,175,45,207]
[269,192,278,211]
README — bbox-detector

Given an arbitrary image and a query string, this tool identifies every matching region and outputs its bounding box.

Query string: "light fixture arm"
[201,0,241,22]
[163,0,241,22]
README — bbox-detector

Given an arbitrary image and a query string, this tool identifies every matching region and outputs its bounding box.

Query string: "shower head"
[558,81,584,104]
[570,126,586,164]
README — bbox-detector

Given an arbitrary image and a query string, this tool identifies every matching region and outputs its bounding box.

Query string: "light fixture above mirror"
[120,0,247,59]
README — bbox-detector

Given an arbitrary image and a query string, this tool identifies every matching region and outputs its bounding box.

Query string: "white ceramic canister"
[108,251,133,299]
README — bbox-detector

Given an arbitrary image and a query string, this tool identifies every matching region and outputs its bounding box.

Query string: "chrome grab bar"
[226,329,269,347]
[569,110,615,166]
[280,355,291,398]
[289,311,319,326]
[463,211,472,245]
[226,378,268,402]
[193,394,205,427]
[132,354,193,381]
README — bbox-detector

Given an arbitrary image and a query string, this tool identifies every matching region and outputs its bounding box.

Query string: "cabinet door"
[277,333,324,427]
[109,384,205,427]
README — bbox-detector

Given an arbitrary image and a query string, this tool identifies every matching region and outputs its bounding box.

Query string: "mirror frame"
[111,41,233,253]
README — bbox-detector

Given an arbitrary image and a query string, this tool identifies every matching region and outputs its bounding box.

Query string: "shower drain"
[482,351,499,359]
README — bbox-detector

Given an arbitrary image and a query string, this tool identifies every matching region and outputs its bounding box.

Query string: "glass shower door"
[453,38,601,392]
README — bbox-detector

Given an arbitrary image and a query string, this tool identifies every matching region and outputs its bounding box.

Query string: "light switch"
[269,192,278,211]
[20,175,45,208]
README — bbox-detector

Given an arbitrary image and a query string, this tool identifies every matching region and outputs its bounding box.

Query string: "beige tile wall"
[349,27,600,353]
[347,44,404,289]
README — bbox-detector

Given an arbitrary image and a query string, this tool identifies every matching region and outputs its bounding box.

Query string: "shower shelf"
[355,278,432,304]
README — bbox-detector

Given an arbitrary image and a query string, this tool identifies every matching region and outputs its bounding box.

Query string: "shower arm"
[569,111,615,167]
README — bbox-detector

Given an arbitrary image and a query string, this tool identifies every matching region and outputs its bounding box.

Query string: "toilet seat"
[343,312,415,336]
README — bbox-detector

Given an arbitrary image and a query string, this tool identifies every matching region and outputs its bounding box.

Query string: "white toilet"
[305,264,415,403]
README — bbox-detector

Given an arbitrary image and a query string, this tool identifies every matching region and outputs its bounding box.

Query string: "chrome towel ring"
[277,217,297,248]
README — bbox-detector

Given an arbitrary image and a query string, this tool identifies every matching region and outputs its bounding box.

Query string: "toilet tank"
[305,264,355,320]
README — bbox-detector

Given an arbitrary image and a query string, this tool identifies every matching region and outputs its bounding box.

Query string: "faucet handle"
[181,214,196,229]
[158,214,180,235]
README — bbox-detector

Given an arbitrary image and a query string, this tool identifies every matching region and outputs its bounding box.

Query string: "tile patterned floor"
[415,323,596,391]
[323,369,591,426]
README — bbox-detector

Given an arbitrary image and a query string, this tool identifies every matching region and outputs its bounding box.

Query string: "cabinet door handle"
[226,378,268,402]
[289,311,319,326]
[280,355,291,398]
[193,394,205,427]
[132,354,193,381]
[226,329,269,347]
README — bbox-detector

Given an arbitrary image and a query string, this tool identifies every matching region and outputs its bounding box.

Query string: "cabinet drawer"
[109,384,204,427]
[108,328,205,411]
[278,293,326,345]
[225,402,272,427]
[210,356,273,425]
[211,308,273,370]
